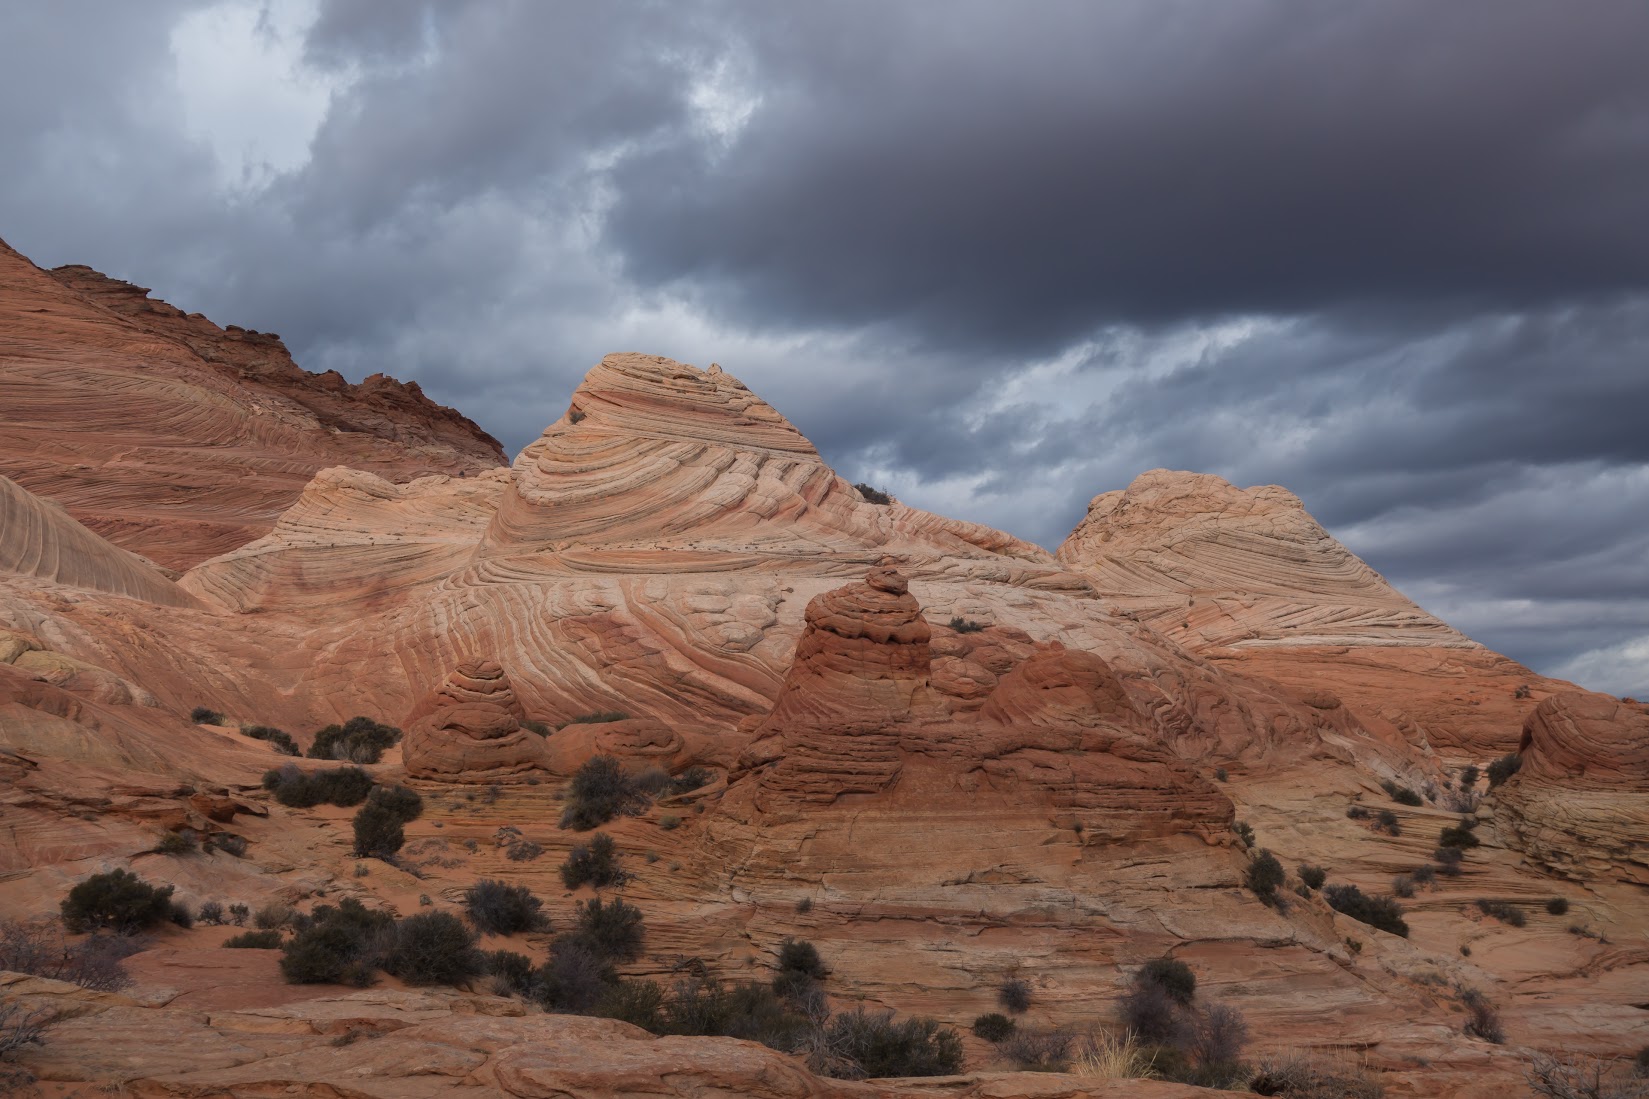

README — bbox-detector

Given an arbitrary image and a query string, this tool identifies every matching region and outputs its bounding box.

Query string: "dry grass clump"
[1072,1029,1159,1080]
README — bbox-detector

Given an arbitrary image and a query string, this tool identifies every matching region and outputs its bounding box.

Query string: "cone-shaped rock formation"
[402,659,550,782]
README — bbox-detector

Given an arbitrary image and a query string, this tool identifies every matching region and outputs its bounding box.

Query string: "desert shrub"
[973,1012,1018,1042]
[660,977,810,1050]
[796,897,814,914]
[0,919,135,991]
[634,766,672,796]
[1181,1001,1249,1086]
[481,949,536,996]
[1374,809,1402,835]
[658,814,681,830]
[1000,1027,1073,1071]
[560,833,628,890]
[169,901,194,928]
[1459,764,1481,789]
[948,616,987,633]
[1345,804,1371,820]
[998,976,1032,1014]
[156,829,197,855]
[241,724,299,755]
[1119,980,1180,1045]
[464,879,547,935]
[1637,1047,1649,1078]
[227,903,249,926]
[383,911,482,986]
[264,765,374,808]
[532,936,615,1012]
[1385,783,1423,806]
[853,483,892,505]
[61,869,176,934]
[1476,899,1527,927]
[1487,753,1522,789]
[1245,849,1286,906]
[505,839,544,861]
[597,978,668,1032]
[254,902,296,930]
[1527,1053,1649,1099]
[772,937,828,1001]
[1324,884,1409,937]
[560,755,648,831]
[207,833,248,857]
[1298,864,1327,891]
[1433,846,1465,875]
[560,710,629,728]
[521,719,551,736]
[198,901,225,925]
[223,930,282,949]
[1439,820,1481,849]
[1547,897,1570,915]
[1215,767,1228,782]
[0,999,52,1063]
[1233,821,1256,847]
[190,706,225,725]
[818,1007,964,1079]
[1392,875,1415,898]
[571,897,644,962]
[1251,1051,1386,1098]
[308,716,401,764]
[1411,864,1437,886]
[370,784,424,821]
[351,800,405,858]
[1459,987,1505,1044]
[1138,957,1196,1006]
[669,765,715,794]
[279,899,394,985]
[1073,1029,1159,1081]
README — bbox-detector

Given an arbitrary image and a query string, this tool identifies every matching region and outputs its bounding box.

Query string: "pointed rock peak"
[406,658,525,726]
[544,353,818,457]
[404,659,550,783]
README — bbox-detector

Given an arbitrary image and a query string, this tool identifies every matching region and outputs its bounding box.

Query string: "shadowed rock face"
[1495,692,1649,882]
[402,659,551,783]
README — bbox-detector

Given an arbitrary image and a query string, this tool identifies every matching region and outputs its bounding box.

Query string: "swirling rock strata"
[402,660,551,783]
[1495,691,1649,882]
[0,237,503,570]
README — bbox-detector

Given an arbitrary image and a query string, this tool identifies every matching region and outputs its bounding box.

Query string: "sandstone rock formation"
[1494,692,1649,882]
[402,659,551,782]
[1057,469,1569,756]
[0,237,504,569]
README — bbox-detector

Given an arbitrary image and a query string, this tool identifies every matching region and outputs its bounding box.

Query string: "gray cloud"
[0,0,1644,698]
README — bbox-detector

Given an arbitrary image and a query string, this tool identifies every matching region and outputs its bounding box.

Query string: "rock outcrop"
[0,237,504,569]
[402,660,551,783]
[1495,691,1649,882]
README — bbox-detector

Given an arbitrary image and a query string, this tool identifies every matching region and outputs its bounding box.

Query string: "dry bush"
[1251,1050,1386,1098]
[1527,1053,1649,1099]
[0,919,135,992]
[999,1027,1072,1071]
[1073,1029,1159,1080]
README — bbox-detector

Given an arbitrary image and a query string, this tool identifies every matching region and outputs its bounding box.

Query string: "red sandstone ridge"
[1057,469,1574,756]
[0,237,504,569]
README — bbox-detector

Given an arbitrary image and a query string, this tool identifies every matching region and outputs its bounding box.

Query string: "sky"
[2,1,1646,698]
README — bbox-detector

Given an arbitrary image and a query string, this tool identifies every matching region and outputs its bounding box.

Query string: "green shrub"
[521,719,551,736]
[1433,847,1465,875]
[383,911,482,986]
[241,725,299,755]
[973,1012,1017,1042]
[1486,753,1522,789]
[1475,899,1527,928]
[998,976,1032,1013]
[1411,864,1437,886]
[556,711,629,730]
[1345,804,1370,820]
[669,766,715,795]
[228,903,249,926]
[253,902,295,930]
[532,935,615,1012]
[570,897,644,962]
[560,756,648,831]
[1138,956,1196,1006]
[1458,764,1481,789]
[190,707,225,725]
[464,879,547,934]
[1298,864,1327,891]
[156,829,197,855]
[853,483,892,505]
[308,716,401,764]
[1245,849,1286,905]
[263,765,374,808]
[772,937,829,1001]
[61,870,176,934]
[597,978,668,1031]
[1438,820,1481,849]
[481,949,536,996]
[1390,785,1423,806]
[658,814,681,830]
[1233,821,1256,847]
[1374,809,1401,835]
[1546,897,1569,916]
[223,930,282,949]
[278,899,393,985]
[561,833,628,890]
[367,784,423,821]
[169,901,193,928]
[819,1007,964,1078]
[351,801,405,859]
[198,901,225,925]
[1324,884,1409,937]
[1392,875,1415,898]
[948,617,986,633]
[658,976,809,1050]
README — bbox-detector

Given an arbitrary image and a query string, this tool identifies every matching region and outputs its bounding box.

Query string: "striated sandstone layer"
[1494,692,1649,883]
[402,659,551,783]
[1056,469,1565,756]
[0,237,503,569]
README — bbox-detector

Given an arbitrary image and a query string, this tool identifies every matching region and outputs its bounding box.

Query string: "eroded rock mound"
[1496,691,1649,882]
[402,660,550,783]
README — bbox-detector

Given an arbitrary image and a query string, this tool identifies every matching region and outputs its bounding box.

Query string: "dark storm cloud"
[0,1,1646,696]
[605,0,1649,350]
